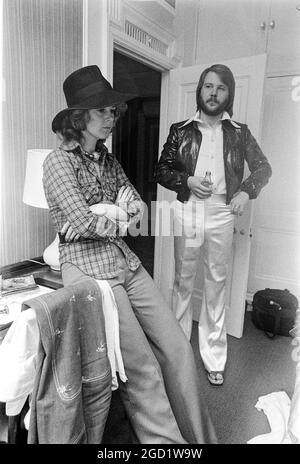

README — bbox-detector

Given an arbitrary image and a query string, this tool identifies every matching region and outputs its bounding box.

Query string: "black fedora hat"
[52,65,135,132]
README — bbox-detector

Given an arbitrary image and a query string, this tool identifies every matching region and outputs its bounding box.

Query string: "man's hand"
[187,176,213,199]
[230,191,249,216]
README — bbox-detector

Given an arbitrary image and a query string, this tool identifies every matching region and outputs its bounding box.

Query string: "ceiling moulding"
[108,0,177,25]
[123,0,175,31]
[126,0,176,21]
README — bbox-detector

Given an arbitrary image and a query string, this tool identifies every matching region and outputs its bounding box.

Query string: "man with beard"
[154,64,271,386]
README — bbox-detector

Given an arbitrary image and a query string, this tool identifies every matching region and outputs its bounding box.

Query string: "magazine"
[0,284,53,326]
[1,275,38,296]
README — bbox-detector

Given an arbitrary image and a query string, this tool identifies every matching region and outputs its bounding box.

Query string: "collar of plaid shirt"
[60,139,109,161]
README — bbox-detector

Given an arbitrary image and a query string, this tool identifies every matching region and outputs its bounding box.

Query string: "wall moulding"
[108,0,181,70]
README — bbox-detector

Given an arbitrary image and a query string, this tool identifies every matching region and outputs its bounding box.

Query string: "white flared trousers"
[172,195,234,372]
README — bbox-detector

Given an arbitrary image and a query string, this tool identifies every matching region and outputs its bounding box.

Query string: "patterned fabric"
[24,278,112,444]
[43,140,143,279]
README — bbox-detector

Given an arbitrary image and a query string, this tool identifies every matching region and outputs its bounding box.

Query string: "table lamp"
[23,149,60,271]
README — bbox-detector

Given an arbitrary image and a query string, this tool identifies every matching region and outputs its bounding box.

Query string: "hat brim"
[52,90,136,133]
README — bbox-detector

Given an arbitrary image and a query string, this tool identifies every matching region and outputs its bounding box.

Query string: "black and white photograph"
[0,0,299,452]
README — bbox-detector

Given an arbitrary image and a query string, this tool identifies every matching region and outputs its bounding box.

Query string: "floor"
[191,311,296,444]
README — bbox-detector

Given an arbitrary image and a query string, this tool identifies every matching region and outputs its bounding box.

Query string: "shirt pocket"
[80,182,102,205]
[102,179,117,202]
[77,170,102,204]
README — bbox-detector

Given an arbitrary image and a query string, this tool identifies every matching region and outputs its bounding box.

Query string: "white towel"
[288,358,300,443]
[247,391,293,444]
[96,280,127,390]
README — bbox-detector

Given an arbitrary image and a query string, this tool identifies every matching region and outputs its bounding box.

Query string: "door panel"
[154,55,267,338]
[248,75,300,300]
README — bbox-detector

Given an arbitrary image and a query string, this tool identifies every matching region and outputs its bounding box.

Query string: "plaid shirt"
[43,140,143,279]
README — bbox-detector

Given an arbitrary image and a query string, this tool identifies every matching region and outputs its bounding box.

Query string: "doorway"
[113,51,161,276]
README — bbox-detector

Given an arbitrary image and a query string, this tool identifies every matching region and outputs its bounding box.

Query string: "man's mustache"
[206,98,219,104]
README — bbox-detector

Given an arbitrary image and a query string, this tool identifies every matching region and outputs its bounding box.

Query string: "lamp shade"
[23,149,53,208]
[23,148,60,271]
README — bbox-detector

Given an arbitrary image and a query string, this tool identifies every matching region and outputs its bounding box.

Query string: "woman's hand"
[60,221,81,242]
[230,191,249,216]
[115,185,135,214]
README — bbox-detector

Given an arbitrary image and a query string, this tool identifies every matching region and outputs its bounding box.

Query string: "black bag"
[252,288,298,338]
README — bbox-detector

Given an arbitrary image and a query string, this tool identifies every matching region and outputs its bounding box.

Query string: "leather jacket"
[154,119,272,204]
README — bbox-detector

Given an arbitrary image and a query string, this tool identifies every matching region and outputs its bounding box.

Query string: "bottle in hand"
[201,171,213,187]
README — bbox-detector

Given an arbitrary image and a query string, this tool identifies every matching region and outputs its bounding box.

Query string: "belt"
[58,233,115,244]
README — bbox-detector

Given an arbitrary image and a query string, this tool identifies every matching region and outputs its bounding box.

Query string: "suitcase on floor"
[252,288,298,338]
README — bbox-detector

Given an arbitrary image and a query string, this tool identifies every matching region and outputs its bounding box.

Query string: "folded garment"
[247,391,294,444]
[0,308,39,415]
[288,359,300,443]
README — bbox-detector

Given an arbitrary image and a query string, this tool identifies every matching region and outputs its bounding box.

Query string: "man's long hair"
[196,64,235,117]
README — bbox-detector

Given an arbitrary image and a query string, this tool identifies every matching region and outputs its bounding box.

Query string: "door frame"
[82,0,179,76]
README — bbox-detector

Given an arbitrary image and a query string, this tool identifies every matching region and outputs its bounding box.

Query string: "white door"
[154,54,267,338]
[247,75,300,301]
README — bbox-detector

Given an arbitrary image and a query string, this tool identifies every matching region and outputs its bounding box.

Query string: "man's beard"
[198,94,229,117]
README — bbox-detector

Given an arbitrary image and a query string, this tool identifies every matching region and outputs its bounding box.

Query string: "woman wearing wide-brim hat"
[42,65,217,444]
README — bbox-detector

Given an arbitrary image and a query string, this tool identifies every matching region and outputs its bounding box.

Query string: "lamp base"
[43,234,60,271]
